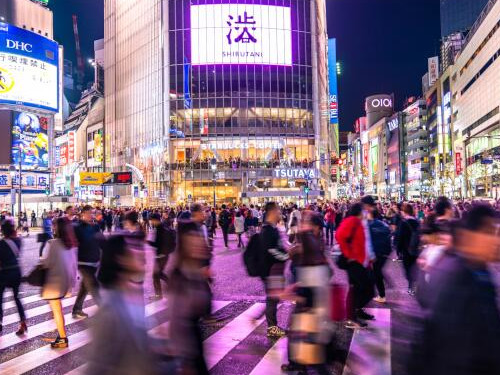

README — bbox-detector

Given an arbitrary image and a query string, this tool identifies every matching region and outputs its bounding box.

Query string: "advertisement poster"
[191,4,292,65]
[0,23,59,112]
[11,112,49,169]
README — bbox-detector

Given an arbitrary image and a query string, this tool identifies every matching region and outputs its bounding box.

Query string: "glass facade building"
[440,0,489,38]
[105,0,330,205]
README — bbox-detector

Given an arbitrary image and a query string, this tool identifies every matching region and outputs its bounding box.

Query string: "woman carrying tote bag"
[41,217,78,348]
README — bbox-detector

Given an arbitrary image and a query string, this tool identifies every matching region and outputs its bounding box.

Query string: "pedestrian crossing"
[0,291,392,375]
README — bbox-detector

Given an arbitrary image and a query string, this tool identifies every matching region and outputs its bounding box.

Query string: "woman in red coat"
[335,203,375,328]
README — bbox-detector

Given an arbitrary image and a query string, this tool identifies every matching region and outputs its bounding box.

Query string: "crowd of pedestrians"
[0,196,498,374]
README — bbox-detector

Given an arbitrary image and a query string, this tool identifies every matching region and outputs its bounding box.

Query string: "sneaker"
[345,319,367,329]
[267,326,286,338]
[357,309,375,320]
[373,296,386,303]
[72,311,89,319]
[408,289,416,296]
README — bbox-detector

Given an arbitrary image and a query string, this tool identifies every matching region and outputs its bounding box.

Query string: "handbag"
[24,264,47,287]
[335,254,350,270]
[37,233,48,243]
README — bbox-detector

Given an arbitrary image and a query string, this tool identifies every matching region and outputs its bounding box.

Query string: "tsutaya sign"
[274,168,317,179]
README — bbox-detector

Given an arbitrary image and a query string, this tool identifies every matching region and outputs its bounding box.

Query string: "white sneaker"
[373,296,386,303]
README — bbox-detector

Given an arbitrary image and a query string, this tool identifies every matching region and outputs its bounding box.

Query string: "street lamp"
[8,165,16,216]
[210,157,217,208]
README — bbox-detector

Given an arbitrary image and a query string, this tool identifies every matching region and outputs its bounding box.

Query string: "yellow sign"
[0,67,15,93]
[79,172,112,186]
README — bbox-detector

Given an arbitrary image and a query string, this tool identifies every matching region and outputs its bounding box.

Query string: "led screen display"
[191,4,292,66]
[12,111,49,170]
[0,23,59,112]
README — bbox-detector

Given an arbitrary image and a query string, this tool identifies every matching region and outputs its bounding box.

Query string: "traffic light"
[304,186,310,194]
[45,187,50,196]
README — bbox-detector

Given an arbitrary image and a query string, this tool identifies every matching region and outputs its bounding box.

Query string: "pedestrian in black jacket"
[368,210,392,303]
[0,220,26,335]
[397,203,420,295]
[409,204,500,375]
[149,214,175,298]
[257,202,289,338]
[72,206,102,318]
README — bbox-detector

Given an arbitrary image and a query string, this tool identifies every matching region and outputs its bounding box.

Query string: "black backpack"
[243,232,263,277]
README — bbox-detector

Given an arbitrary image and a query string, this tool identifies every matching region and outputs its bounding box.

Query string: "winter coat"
[335,216,367,266]
[41,239,77,300]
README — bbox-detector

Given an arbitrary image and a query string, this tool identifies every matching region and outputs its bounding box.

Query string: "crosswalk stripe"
[65,300,233,375]
[0,299,167,375]
[2,296,78,326]
[3,294,44,310]
[0,305,99,351]
[342,308,391,375]
[204,302,265,370]
[148,300,232,338]
[248,337,288,375]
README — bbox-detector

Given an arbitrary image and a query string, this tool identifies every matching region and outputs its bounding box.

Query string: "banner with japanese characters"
[0,22,59,112]
[11,111,49,170]
[191,4,292,66]
[0,171,49,191]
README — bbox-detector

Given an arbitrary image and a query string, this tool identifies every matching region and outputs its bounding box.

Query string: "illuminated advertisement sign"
[327,39,339,128]
[273,168,317,179]
[12,112,49,170]
[191,4,292,65]
[0,23,59,112]
[67,131,75,165]
[428,56,439,86]
[0,171,49,191]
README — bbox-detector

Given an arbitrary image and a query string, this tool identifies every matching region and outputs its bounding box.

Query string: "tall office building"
[104,0,331,205]
[440,0,489,38]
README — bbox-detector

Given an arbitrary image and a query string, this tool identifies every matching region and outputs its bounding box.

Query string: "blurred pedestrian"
[218,204,231,249]
[168,220,212,375]
[86,235,156,375]
[282,212,332,374]
[0,220,26,335]
[409,204,500,375]
[368,209,392,303]
[41,217,78,348]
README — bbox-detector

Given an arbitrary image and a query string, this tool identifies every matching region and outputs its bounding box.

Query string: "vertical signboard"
[455,152,462,175]
[328,38,339,155]
[67,131,75,165]
[428,56,439,86]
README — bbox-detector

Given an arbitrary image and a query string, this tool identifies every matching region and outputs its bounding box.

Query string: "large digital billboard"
[12,112,49,170]
[191,4,292,66]
[0,23,59,112]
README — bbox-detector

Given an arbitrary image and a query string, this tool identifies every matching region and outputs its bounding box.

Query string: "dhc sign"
[6,39,32,52]
[274,168,317,179]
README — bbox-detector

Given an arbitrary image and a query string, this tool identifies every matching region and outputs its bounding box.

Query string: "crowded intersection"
[2,0,500,374]
[0,199,499,375]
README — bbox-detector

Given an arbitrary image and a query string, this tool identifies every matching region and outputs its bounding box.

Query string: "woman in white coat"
[41,217,77,348]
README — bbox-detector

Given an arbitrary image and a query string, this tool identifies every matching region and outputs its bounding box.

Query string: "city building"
[440,0,489,39]
[104,0,333,206]
[452,0,500,198]
[402,99,430,199]
[0,0,60,215]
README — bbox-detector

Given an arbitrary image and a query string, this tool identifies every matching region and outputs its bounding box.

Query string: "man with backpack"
[244,202,288,338]
[149,213,176,298]
[218,204,231,249]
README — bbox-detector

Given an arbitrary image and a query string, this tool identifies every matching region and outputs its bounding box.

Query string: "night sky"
[48,0,441,131]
